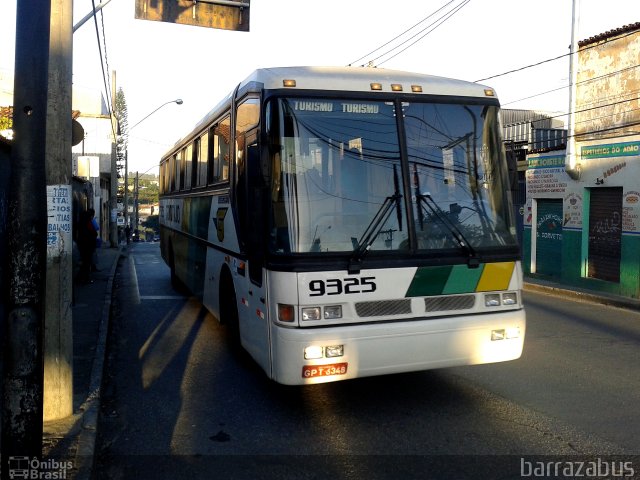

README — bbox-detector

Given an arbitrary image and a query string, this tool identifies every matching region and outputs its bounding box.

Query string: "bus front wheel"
[220,272,240,348]
[169,246,185,293]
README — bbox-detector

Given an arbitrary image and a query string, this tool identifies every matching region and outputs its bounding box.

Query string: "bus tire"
[220,271,241,348]
[169,245,186,293]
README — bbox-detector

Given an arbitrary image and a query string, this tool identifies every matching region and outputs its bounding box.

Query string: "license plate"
[302,363,348,378]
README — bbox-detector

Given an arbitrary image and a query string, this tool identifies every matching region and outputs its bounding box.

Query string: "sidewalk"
[524,275,640,311]
[42,245,122,479]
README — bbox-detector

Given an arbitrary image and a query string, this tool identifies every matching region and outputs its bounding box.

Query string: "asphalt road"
[94,242,640,479]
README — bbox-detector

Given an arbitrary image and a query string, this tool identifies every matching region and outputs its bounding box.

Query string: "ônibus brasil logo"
[6,456,73,479]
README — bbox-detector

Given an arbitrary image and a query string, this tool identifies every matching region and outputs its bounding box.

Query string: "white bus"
[159,66,525,385]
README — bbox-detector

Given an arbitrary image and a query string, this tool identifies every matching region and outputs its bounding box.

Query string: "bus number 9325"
[309,276,377,296]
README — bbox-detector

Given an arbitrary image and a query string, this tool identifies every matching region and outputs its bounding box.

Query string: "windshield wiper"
[348,165,403,274]
[416,192,480,268]
[412,162,479,267]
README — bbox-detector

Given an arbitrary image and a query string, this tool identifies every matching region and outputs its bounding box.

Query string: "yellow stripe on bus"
[475,262,515,292]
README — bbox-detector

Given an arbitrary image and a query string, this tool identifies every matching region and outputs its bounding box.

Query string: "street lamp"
[119,98,183,242]
[128,98,183,131]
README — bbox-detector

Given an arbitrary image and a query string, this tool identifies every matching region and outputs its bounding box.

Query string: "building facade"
[71,85,114,246]
[523,23,640,298]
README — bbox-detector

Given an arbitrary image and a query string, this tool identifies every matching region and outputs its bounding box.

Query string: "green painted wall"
[524,227,640,299]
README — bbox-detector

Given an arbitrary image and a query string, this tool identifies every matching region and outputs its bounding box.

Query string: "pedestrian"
[77,209,98,283]
[90,208,101,272]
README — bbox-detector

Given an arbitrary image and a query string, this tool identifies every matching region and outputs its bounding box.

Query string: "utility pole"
[565,0,581,180]
[134,171,139,237]
[124,150,129,234]
[110,71,118,246]
[2,0,51,469]
[43,0,74,421]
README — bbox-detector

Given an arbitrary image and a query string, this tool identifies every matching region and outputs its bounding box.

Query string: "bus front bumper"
[270,309,526,385]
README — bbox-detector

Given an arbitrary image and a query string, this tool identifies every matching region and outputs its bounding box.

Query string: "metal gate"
[536,199,563,277]
[588,187,622,282]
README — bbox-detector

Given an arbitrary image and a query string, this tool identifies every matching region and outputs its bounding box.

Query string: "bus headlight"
[304,345,323,359]
[506,326,521,339]
[324,305,342,319]
[303,344,344,359]
[484,292,519,308]
[491,327,520,341]
[301,305,343,321]
[325,345,344,358]
[484,294,501,307]
[502,292,518,305]
[302,307,322,321]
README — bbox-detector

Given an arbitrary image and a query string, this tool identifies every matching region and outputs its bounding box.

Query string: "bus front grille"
[424,295,475,312]
[355,299,412,318]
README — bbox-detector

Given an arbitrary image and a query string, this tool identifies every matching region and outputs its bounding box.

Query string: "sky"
[1,0,638,173]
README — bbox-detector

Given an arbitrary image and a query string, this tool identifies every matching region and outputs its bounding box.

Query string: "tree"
[137,182,159,205]
[0,116,11,131]
[114,88,128,179]
[114,87,129,162]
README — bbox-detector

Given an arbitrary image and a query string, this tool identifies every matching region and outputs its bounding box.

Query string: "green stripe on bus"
[405,265,453,297]
[442,264,485,294]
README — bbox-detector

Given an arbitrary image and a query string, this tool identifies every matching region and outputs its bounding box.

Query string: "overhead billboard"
[135,0,250,32]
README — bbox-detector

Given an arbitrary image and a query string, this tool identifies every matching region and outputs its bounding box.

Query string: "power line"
[475,29,639,83]
[521,91,640,125]
[90,0,116,140]
[501,63,640,107]
[376,0,471,67]
[348,0,460,67]
[98,6,113,109]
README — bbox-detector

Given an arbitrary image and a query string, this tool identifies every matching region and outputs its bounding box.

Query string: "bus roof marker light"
[283,79,297,87]
[484,89,495,97]
[370,83,383,91]
[391,84,403,92]
[411,85,423,93]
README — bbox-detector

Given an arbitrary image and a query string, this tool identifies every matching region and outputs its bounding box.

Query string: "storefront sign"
[623,190,640,233]
[581,141,640,159]
[526,155,569,198]
[563,192,583,229]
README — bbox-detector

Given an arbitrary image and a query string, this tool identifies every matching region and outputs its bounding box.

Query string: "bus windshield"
[267,97,517,255]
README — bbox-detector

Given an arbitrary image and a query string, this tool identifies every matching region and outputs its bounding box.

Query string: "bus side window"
[219,116,231,182]
[185,144,193,190]
[198,132,208,187]
[208,125,217,184]
[175,150,182,191]
[170,153,177,191]
[210,116,231,184]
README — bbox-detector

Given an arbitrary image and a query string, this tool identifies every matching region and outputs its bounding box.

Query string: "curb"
[523,281,640,312]
[73,247,121,480]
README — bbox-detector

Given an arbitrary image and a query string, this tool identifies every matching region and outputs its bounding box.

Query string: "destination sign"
[291,101,381,114]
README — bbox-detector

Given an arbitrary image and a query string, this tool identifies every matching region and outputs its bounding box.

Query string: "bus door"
[237,130,271,371]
